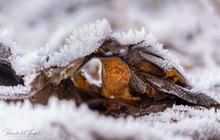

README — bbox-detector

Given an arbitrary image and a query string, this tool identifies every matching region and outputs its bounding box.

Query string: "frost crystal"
[10,19,111,88]
[139,105,220,139]
[0,99,219,140]
[0,99,186,140]
[12,19,111,73]
[44,19,112,68]
[0,85,29,97]
[112,28,147,45]
[112,28,187,81]
[0,31,14,65]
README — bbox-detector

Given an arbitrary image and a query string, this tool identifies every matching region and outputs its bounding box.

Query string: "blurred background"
[1,0,220,92]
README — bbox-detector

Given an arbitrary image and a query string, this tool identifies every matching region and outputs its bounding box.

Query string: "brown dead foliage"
[0,39,219,117]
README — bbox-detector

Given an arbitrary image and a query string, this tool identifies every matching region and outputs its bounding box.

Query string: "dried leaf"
[129,71,146,94]
[100,57,139,101]
[1,19,219,118]
[30,78,81,105]
[30,58,86,92]
[120,43,218,106]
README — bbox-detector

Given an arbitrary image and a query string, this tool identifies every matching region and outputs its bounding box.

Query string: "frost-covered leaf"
[1,1,220,139]
[109,30,219,107]
[0,19,219,116]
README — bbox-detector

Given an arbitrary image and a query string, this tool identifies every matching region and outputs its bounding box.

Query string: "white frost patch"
[139,105,220,139]
[0,85,29,96]
[0,98,185,140]
[112,27,147,45]
[12,19,111,74]
[0,99,219,140]
[81,69,102,87]
[11,17,111,87]
[112,28,189,84]
[10,19,111,88]
[11,49,42,76]
[81,58,102,87]
[44,19,111,68]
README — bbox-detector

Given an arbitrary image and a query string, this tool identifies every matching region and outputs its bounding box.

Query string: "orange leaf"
[101,57,139,101]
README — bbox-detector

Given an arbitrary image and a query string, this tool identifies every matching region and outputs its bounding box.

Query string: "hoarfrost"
[44,19,111,68]
[10,19,111,88]
[0,85,28,97]
[112,28,189,84]
[0,98,186,140]
[0,99,219,139]
[139,105,220,139]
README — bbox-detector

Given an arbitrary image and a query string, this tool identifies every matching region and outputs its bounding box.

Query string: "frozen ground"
[1,98,220,140]
[1,0,220,139]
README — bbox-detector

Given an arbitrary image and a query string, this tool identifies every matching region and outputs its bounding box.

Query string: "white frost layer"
[81,58,102,87]
[0,98,185,140]
[112,28,188,82]
[112,28,148,45]
[0,85,29,95]
[0,98,219,140]
[44,19,111,68]
[11,19,111,75]
[10,19,111,87]
[139,105,220,139]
